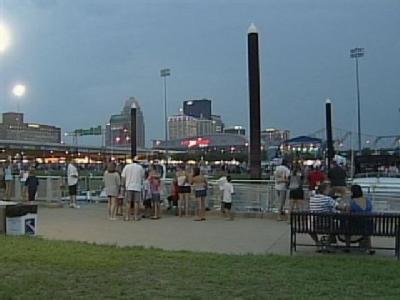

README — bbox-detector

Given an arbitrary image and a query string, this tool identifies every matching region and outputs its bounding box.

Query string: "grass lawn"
[0,236,399,299]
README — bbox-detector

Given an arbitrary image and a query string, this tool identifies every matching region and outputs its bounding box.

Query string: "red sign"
[181,137,211,148]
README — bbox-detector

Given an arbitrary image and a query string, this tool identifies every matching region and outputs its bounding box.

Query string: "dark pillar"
[130,107,137,159]
[247,23,261,179]
[325,99,334,171]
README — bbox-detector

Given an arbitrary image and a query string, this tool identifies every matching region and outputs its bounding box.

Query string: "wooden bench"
[290,211,400,259]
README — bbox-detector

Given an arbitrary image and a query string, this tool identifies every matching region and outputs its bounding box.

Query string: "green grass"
[0,237,399,299]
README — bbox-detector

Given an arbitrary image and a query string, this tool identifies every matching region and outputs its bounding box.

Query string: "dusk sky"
[0,0,399,146]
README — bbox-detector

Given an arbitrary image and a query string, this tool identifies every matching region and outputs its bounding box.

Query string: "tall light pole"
[12,83,26,112]
[0,22,11,53]
[350,47,365,152]
[160,68,170,163]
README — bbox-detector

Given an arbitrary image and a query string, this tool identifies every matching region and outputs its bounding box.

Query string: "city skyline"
[0,0,399,147]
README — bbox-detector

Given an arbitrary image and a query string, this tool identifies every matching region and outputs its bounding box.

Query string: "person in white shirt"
[67,158,80,208]
[217,175,227,213]
[222,176,235,220]
[274,160,290,220]
[121,159,144,221]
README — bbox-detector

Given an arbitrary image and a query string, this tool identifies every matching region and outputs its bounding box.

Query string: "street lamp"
[0,22,11,53]
[160,68,171,162]
[12,83,26,112]
[350,47,365,152]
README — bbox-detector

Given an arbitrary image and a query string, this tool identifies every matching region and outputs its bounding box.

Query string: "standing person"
[221,175,235,220]
[19,167,29,201]
[25,169,39,202]
[67,158,80,208]
[328,161,347,198]
[217,174,227,214]
[4,162,13,201]
[121,158,144,221]
[288,165,305,213]
[308,165,326,192]
[167,179,179,213]
[103,162,121,220]
[176,164,191,217]
[274,160,290,221]
[149,167,162,219]
[0,163,4,197]
[191,167,208,221]
[142,171,152,218]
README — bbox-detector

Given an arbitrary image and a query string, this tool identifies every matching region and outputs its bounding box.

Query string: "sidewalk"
[37,204,394,257]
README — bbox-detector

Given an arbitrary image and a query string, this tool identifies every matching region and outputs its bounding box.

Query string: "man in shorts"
[121,158,144,221]
[67,158,79,208]
[274,160,290,221]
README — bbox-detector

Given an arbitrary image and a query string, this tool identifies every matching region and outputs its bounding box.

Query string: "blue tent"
[282,136,322,146]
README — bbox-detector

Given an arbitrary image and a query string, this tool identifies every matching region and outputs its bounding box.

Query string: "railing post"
[46,177,52,202]
[14,177,21,201]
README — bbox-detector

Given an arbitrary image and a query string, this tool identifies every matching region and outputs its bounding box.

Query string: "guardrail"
[2,176,400,213]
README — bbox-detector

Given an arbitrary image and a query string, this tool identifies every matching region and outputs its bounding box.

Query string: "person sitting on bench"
[350,184,375,255]
[309,183,338,251]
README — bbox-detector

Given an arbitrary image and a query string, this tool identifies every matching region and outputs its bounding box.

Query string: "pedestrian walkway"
[37,204,394,257]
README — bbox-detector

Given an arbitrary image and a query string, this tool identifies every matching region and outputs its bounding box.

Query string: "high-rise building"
[168,115,198,140]
[261,128,290,147]
[168,114,224,140]
[0,112,61,143]
[106,97,145,148]
[183,99,211,120]
[168,99,225,140]
[211,115,224,134]
[224,126,246,136]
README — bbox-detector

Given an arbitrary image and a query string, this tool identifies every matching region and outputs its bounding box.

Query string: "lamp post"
[160,68,170,163]
[0,22,11,53]
[350,47,365,153]
[12,83,26,112]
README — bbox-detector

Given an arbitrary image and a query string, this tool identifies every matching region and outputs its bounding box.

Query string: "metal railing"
[2,176,400,213]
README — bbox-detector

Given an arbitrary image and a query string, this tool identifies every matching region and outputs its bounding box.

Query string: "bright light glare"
[0,22,11,53]
[13,84,26,97]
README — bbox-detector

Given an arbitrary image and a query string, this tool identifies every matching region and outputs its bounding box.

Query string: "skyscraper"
[183,99,211,120]
[106,97,145,148]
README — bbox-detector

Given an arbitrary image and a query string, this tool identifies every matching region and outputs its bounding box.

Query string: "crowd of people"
[68,159,236,222]
[273,159,375,254]
[0,161,40,202]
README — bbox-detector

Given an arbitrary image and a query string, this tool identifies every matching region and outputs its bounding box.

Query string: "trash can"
[0,201,18,234]
[6,204,38,236]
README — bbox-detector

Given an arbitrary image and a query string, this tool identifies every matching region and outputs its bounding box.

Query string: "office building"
[261,128,290,147]
[224,126,246,136]
[0,112,61,143]
[183,99,211,120]
[168,115,198,140]
[106,97,145,148]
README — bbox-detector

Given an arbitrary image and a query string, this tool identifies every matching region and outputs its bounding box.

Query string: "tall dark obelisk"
[325,99,334,171]
[247,23,261,179]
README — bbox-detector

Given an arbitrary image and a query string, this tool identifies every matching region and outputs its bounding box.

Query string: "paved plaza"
[36,204,395,257]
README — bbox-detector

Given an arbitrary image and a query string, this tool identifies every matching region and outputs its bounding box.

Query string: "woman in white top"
[103,162,121,220]
[4,162,13,201]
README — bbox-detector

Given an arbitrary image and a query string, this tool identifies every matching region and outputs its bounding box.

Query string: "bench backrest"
[291,212,400,237]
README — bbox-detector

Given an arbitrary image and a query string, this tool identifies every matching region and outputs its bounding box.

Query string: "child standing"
[25,169,39,202]
[149,169,162,220]
[222,176,234,220]
[142,171,152,218]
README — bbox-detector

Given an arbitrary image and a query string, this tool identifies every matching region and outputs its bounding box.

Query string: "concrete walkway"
[37,204,395,257]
